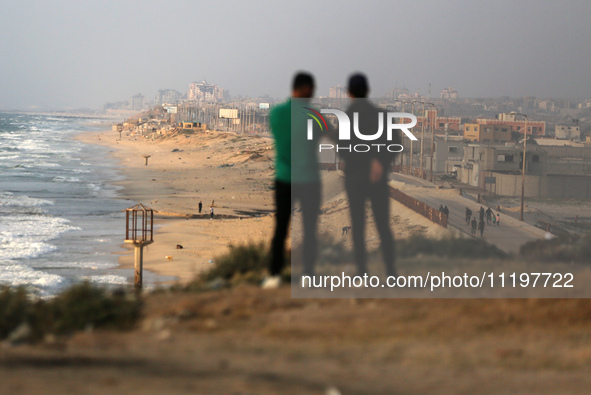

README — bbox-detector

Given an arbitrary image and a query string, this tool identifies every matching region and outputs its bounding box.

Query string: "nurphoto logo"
[305,108,418,152]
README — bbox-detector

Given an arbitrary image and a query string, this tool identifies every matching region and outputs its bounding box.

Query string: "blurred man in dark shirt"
[340,73,401,277]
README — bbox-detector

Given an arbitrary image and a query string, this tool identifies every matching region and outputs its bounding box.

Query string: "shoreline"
[74,127,276,286]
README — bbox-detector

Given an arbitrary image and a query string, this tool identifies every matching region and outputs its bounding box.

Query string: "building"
[473,114,546,136]
[464,123,512,143]
[459,143,591,198]
[555,124,581,140]
[130,94,144,111]
[155,89,183,106]
[329,85,347,99]
[440,88,458,100]
[416,109,461,132]
[188,81,224,102]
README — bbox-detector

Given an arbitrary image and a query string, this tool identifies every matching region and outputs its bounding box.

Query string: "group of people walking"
[466,206,500,237]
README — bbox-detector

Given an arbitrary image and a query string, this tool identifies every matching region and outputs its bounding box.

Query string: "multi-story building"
[155,89,183,105]
[555,124,581,140]
[130,94,144,111]
[188,81,224,102]
[415,109,461,132]
[329,85,347,99]
[464,123,512,143]
[440,87,458,100]
[473,113,546,136]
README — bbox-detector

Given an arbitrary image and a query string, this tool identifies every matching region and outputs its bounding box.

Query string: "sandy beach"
[76,126,449,285]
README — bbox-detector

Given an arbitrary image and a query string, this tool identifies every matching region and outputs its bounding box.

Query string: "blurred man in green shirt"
[264,72,321,288]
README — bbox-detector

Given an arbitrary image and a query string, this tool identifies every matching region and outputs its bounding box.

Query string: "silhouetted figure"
[486,207,492,225]
[210,206,214,219]
[444,206,449,216]
[496,213,500,226]
[471,217,477,236]
[439,205,444,213]
[465,207,472,225]
[266,72,322,287]
[340,73,400,277]
[479,206,485,222]
[199,200,203,213]
[478,219,485,237]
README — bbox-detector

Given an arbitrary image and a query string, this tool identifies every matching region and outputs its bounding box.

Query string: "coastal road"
[389,173,547,254]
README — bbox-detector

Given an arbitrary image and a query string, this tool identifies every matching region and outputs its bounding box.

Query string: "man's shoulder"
[270,99,291,117]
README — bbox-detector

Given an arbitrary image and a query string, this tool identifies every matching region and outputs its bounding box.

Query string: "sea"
[0,112,162,297]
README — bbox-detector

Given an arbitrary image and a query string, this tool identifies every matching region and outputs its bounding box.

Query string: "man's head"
[348,73,369,98]
[292,72,315,98]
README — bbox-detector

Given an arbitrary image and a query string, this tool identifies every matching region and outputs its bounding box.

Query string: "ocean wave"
[0,192,54,207]
[0,214,79,260]
[53,176,81,183]
[81,274,129,286]
[0,263,65,290]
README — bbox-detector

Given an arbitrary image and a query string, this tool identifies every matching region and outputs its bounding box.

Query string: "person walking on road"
[492,212,496,226]
[465,207,472,225]
[478,218,485,237]
[471,217,477,236]
[479,206,485,222]
[486,207,492,225]
[444,206,449,217]
[496,213,500,226]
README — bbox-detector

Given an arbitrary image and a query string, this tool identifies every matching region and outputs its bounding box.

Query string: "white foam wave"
[0,193,54,207]
[81,274,129,286]
[0,214,79,261]
[53,176,81,183]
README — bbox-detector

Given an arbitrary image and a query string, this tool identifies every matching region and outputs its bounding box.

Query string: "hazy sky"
[1,0,590,110]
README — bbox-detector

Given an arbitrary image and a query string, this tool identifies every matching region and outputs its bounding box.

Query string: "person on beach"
[471,217,477,236]
[496,213,500,226]
[478,218,485,237]
[264,72,323,289]
[210,206,214,219]
[199,201,203,214]
[341,73,400,277]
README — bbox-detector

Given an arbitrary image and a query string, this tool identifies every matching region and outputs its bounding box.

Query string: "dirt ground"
[1,286,591,394]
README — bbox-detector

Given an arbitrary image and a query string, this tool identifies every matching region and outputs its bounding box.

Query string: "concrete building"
[555,124,581,140]
[416,109,461,132]
[440,88,458,100]
[459,143,591,198]
[464,123,512,143]
[188,81,224,102]
[155,89,183,106]
[131,94,144,111]
[329,85,347,99]
[474,114,546,136]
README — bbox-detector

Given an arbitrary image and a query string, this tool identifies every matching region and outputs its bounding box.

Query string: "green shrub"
[200,241,270,283]
[49,282,141,334]
[0,286,32,339]
[0,282,141,343]
[397,234,507,259]
[520,233,591,264]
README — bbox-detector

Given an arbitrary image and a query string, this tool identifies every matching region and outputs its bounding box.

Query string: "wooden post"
[144,155,151,166]
[134,243,144,289]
